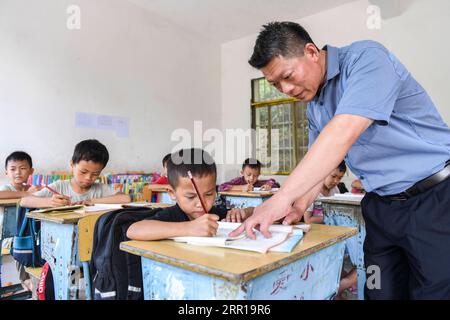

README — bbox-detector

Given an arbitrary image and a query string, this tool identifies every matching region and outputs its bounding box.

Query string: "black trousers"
[362,177,450,300]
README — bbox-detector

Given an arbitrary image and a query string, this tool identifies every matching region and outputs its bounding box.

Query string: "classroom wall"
[220,0,450,187]
[0,0,222,184]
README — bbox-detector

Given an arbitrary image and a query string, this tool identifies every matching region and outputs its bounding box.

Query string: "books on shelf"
[27,172,157,202]
[170,222,303,254]
[27,173,73,186]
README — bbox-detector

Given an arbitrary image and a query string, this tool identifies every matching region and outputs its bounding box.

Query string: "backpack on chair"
[89,207,162,300]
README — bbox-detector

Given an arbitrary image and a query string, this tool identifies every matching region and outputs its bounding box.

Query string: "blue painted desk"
[321,197,365,300]
[0,199,22,298]
[27,202,174,300]
[120,224,357,300]
[148,186,176,205]
[218,191,274,209]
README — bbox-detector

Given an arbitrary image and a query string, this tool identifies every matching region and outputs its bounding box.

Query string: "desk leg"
[141,242,345,300]
[41,222,80,300]
[0,206,19,289]
[324,205,366,300]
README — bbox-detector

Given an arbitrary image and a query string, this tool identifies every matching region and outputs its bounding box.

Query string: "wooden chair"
[143,185,152,202]
[77,213,103,300]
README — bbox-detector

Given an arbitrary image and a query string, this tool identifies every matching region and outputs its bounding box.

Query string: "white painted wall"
[0,0,221,183]
[220,0,450,186]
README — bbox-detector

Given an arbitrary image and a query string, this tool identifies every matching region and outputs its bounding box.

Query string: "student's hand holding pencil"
[50,194,71,207]
[187,214,219,237]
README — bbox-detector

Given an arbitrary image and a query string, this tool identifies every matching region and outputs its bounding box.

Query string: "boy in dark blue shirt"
[127,148,243,240]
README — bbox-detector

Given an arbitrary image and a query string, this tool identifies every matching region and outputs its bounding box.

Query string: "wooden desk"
[321,197,365,300]
[0,199,22,298]
[120,224,357,300]
[218,191,274,209]
[27,202,173,300]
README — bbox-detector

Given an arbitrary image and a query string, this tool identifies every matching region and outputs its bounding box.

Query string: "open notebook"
[320,193,364,202]
[250,187,279,194]
[170,222,303,254]
[34,203,124,214]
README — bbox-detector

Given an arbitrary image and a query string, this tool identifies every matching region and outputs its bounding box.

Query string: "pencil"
[187,170,208,213]
[44,185,62,196]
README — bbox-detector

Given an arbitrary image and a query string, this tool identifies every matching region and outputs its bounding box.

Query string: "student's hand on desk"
[224,208,246,223]
[281,207,303,225]
[244,184,254,192]
[188,214,219,237]
[71,199,94,206]
[260,184,272,191]
[50,194,71,207]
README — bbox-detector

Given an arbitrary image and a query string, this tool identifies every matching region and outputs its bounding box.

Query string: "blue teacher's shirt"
[307,40,450,196]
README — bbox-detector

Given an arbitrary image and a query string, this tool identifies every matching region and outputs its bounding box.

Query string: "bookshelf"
[27,171,160,202]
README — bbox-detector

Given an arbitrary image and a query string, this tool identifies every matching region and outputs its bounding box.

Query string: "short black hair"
[162,153,171,167]
[71,139,109,168]
[5,151,33,169]
[249,21,317,69]
[167,148,216,189]
[338,161,347,174]
[242,158,262,171]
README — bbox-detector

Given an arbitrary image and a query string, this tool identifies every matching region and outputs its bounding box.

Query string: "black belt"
[383,160,450,201]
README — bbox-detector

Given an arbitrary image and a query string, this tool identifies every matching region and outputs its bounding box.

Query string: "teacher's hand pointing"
[229,191,292,239]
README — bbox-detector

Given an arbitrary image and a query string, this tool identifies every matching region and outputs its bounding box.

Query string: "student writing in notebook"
[218,158,280,192]
[127,149,253,240]
[20,139,130,208]
[0,151,42,199]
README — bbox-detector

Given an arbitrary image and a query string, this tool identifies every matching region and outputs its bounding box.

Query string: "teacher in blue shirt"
[231,22,450,299]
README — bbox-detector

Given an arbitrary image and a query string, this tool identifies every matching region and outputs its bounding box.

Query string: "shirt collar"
[324,45,340,81]
[313,45,340,103]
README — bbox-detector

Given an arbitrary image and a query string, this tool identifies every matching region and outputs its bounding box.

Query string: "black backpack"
[89,207,162,300]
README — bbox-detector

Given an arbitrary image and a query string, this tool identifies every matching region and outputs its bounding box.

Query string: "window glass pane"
[270,103,293,173]
[295,102,309,162]
[254,107,270,173]
[251,79,309,175]
[252,78,289,103]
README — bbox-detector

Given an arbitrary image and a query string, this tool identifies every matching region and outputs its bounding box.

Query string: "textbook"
[170,222,303,254]
[33,204,84,213]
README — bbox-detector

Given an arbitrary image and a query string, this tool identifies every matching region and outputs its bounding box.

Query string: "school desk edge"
[26,203,175,224]
[120,224,357,284]
[0,199,21,205]
[320,198,362,206]
[218,191,275,198]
